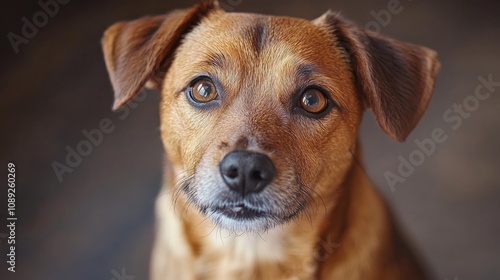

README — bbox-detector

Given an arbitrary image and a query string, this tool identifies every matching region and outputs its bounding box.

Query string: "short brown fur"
[102,1,439,279]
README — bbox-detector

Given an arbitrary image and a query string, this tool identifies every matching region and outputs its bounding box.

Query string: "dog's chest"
[194,229,314,279]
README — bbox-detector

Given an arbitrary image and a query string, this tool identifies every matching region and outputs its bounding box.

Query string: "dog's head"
[102,0,439,232]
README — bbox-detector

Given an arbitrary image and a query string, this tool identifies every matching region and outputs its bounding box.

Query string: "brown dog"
[102,1,439,279]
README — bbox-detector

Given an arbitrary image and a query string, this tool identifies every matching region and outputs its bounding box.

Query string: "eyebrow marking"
[250,20,267,55]
[203,53,227,68]
[296,64,316,79]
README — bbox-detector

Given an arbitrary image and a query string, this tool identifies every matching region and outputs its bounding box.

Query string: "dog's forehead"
[208,13,323,50]
[180,12,347,73]
[185,12,340,63]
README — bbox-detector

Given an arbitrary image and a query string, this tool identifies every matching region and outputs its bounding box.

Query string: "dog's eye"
[299,88,328,114]
[189,79,218,103]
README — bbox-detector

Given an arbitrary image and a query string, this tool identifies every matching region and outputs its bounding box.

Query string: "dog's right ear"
[101,0,220,110]
[314,11,440,142]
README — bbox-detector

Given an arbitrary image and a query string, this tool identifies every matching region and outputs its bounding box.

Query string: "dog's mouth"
[183,169,309,232]
[192,193,308,232]
[213,203,267,220]
[198,199,306,232]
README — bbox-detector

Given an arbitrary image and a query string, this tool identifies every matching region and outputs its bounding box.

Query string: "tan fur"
[101,1,439,279]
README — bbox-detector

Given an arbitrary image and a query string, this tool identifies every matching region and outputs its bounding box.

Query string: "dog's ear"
[101,0,220,110]
[314,11,440,141]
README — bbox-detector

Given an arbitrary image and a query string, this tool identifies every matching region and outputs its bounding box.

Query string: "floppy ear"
[314,11,440,141]
[101,0,220,110]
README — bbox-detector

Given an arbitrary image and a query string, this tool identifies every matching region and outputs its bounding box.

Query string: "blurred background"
[1,0,499,279]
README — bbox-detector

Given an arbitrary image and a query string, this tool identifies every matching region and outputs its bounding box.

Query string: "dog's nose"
[219,151,275,196]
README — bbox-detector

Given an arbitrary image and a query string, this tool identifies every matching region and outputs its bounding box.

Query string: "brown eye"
[299,88,328,114]
[190,79,218,103]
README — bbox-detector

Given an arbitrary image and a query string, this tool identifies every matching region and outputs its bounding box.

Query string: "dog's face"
[160,12,361,232]
[102,0,439,232]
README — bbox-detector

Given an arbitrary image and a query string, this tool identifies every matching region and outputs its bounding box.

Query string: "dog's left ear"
[314,11,440,141]
[101,0,220,110]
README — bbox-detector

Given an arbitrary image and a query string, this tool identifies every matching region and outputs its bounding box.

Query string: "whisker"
[169,172,195,217]
[304,184,327,216]
[201,223,218,238]
[256,231,266,243]
[218,227,225,246]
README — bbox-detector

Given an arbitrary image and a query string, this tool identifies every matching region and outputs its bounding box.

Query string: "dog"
[101,0,439,279]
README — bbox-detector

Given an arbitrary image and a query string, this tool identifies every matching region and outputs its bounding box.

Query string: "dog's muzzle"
[187,149,305,232]
[212,151,276,221]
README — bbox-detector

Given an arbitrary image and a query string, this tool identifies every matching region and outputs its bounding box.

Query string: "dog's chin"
[200,204,302,233]
[208,210,276,233]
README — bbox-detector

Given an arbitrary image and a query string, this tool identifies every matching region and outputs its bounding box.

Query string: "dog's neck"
[157,152,422,279]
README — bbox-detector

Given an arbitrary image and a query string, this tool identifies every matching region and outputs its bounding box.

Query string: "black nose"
[219,151,275,196]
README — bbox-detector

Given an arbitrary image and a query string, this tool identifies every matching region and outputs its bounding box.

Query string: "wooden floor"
[1,0,500,279]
